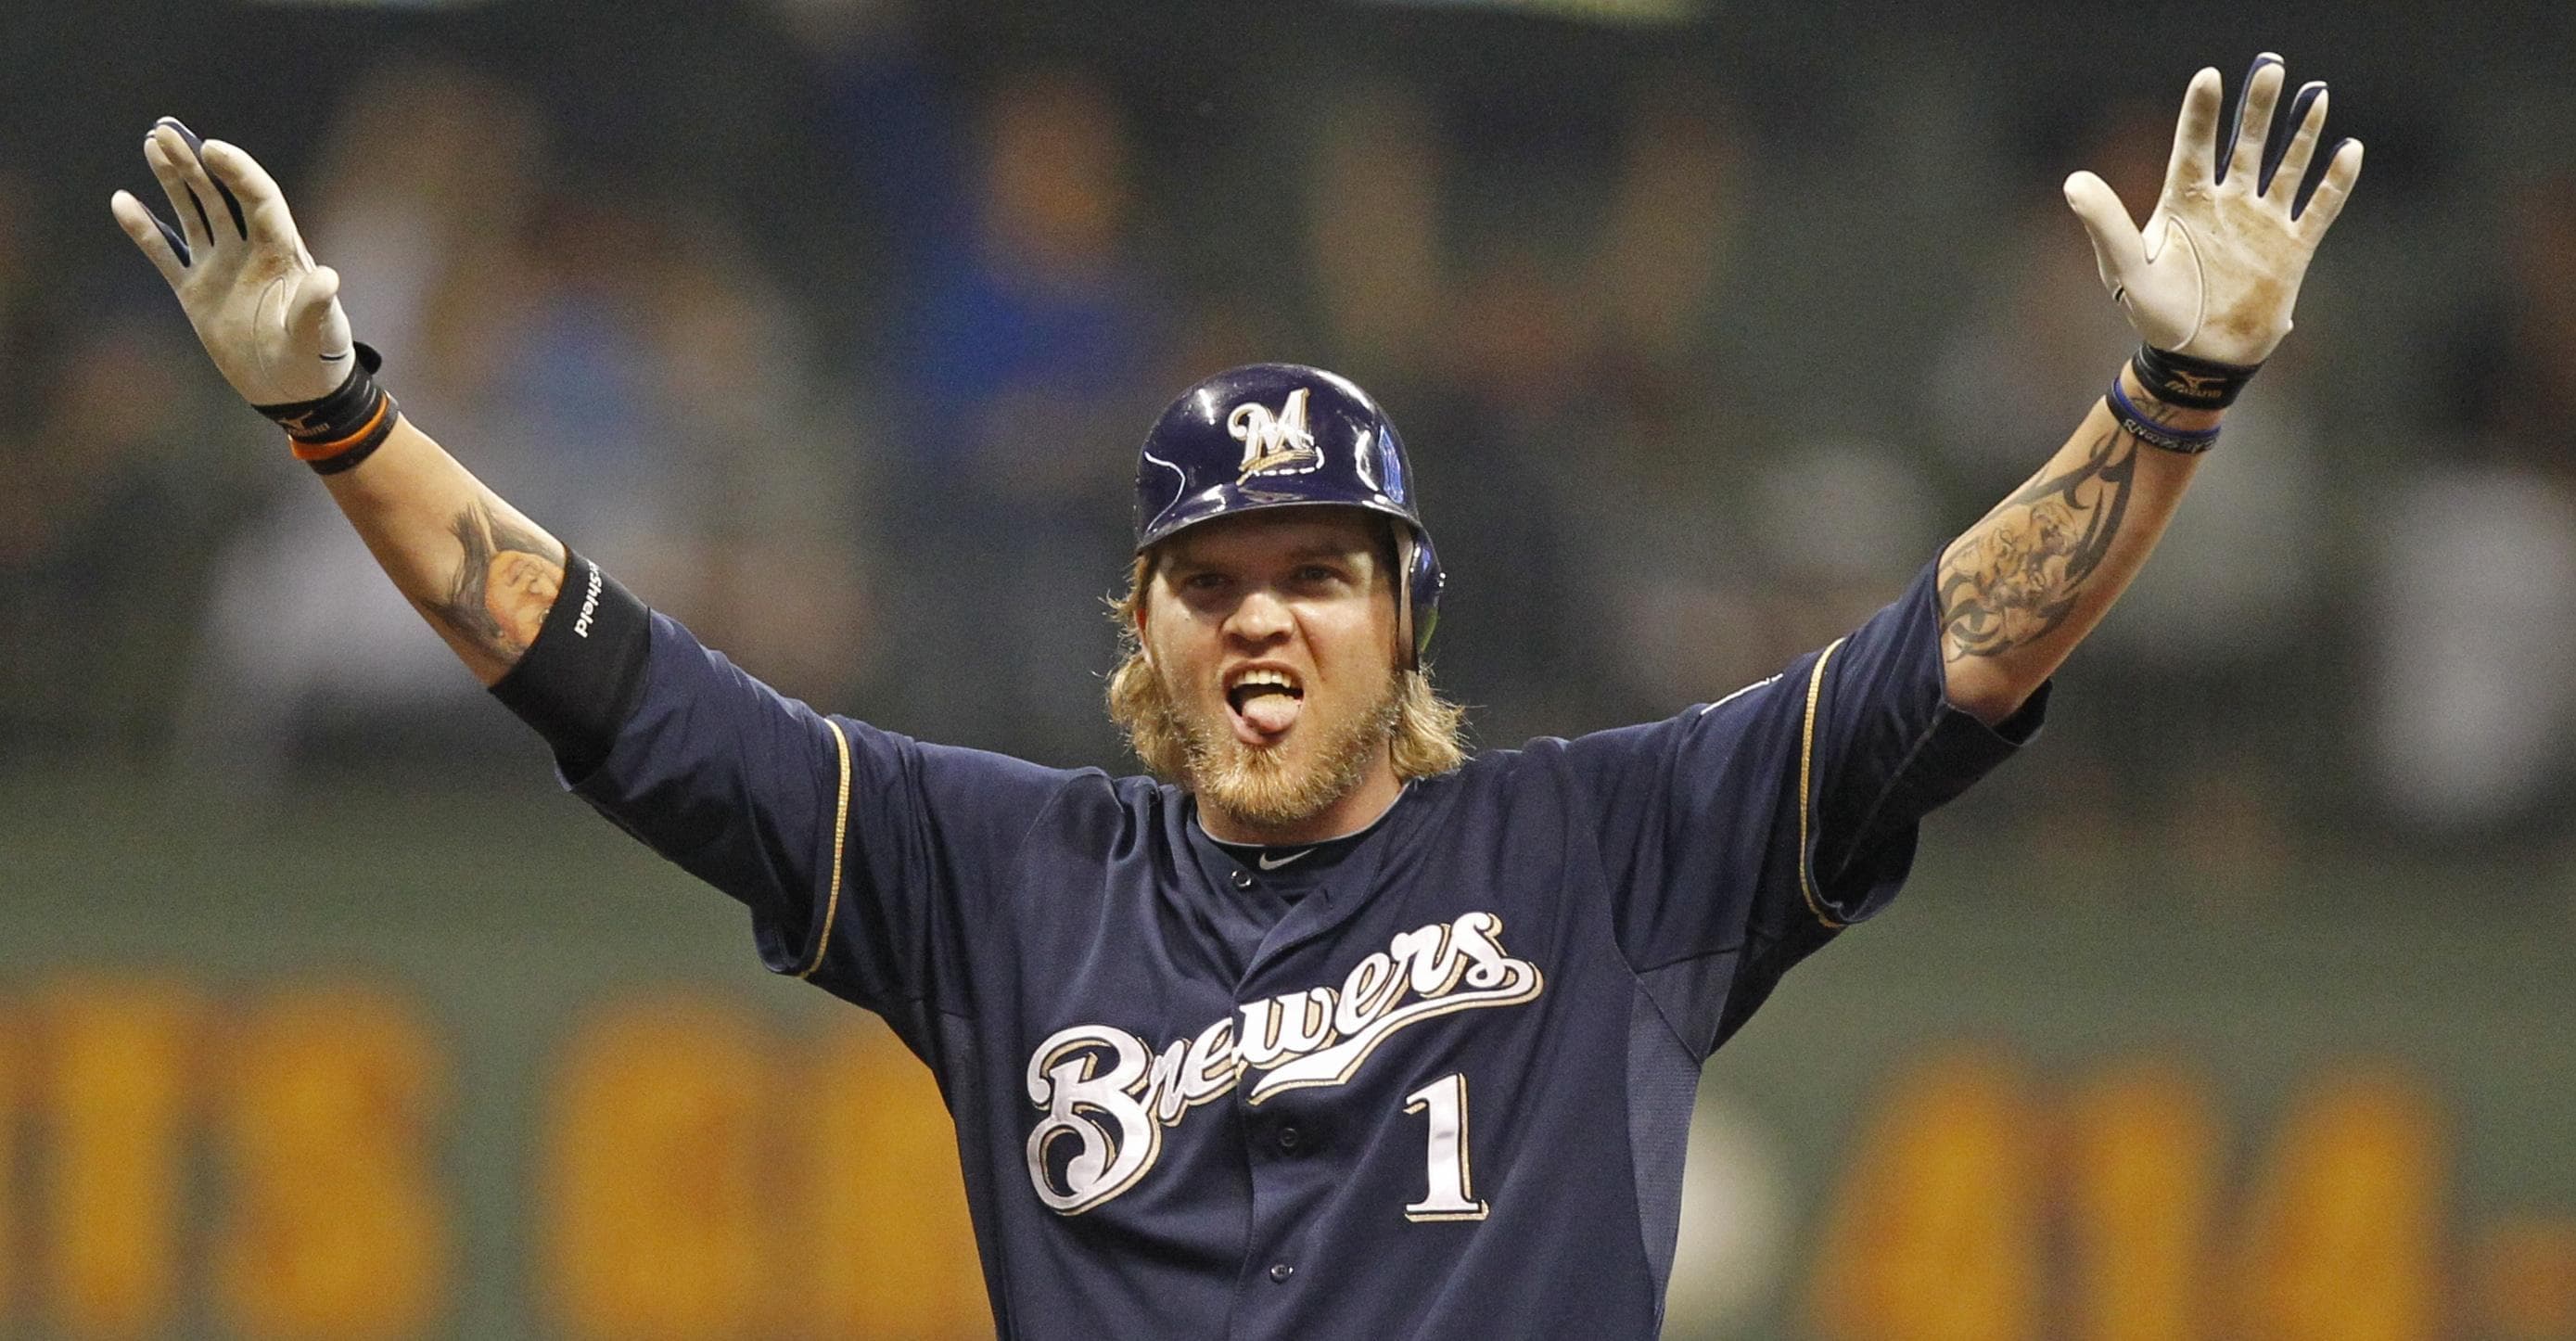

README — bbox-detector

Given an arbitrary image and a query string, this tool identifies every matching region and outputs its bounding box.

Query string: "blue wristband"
[2106,376,2222,455]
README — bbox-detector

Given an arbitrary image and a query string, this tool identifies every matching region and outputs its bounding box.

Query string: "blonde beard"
[1157,670,1403,834]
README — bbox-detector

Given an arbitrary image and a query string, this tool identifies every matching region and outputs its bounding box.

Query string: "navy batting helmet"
[1133,364,1444,662]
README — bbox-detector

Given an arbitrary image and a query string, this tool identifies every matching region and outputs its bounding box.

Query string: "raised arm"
[110,119,561,685]
[1934,55,2362,723]
[309,417,565,685]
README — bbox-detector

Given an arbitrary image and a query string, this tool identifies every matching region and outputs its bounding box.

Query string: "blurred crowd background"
[5,0,2576,880]
[5,2,2576,1337]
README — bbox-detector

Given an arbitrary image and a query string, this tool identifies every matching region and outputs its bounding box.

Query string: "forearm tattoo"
[427,499,567,664]
[1936,428,2136,661]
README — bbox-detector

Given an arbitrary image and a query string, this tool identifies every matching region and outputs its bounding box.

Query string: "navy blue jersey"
[500,554,2041,1339]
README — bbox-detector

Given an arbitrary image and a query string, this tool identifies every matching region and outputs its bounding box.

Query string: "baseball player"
[115,54,2358,1338]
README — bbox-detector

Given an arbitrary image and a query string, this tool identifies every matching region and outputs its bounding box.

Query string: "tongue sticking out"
[1237,688,1302,737]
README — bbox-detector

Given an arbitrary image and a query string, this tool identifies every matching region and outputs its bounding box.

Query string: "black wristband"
[259,342,400,474]
[2129,344,2260,410]
[489,551,652,780]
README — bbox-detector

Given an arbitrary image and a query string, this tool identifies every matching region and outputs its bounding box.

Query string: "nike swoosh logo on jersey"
[1256,849,1314,870]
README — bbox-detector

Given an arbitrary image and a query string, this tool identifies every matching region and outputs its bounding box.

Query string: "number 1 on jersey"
[1402,1073,1489,1222]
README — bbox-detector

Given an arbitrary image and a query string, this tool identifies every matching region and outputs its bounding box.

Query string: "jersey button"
[1268,1262,1294,1284]
[1230,868,1255,890]
[1276,1125,1301,1152]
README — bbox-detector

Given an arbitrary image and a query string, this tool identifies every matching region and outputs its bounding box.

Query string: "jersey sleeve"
[1562,558,2047,1055]
[492,555,1077,1030]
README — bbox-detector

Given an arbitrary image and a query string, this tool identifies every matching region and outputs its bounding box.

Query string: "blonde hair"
[1104,545,1468,783]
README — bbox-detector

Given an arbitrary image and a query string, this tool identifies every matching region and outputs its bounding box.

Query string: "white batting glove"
[111,119,395,468]
[2063,55,2364,403]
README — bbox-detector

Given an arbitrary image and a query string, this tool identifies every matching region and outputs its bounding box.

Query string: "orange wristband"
[255,342,397,475]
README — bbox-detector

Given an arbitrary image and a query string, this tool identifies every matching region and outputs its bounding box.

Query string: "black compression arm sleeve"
[488,551,650,781]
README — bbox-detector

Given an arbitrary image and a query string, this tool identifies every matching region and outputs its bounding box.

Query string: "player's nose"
[1224,585,1294,644]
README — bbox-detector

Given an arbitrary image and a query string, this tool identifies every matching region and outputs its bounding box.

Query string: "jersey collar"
[1194,784,1409,874]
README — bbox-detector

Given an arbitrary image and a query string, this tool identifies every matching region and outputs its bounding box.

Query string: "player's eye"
[1292,564,1342,585]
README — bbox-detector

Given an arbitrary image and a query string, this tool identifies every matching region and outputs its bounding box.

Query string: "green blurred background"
[4,0,2574,1336]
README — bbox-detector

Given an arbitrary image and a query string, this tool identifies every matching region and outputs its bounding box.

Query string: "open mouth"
[1224,668,1305,743]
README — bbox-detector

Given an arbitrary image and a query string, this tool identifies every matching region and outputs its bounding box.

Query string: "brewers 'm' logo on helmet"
[1230,388,1321,480]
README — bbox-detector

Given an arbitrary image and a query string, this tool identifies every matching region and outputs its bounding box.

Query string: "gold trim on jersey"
[1797,638,1849,930]
[798,719,853,980]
